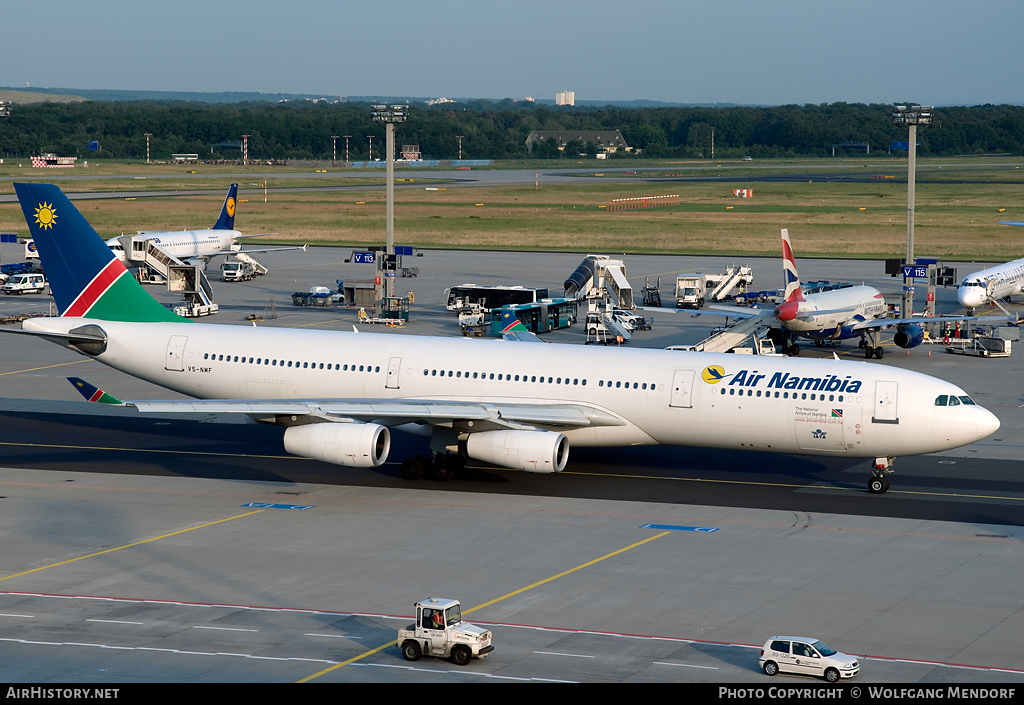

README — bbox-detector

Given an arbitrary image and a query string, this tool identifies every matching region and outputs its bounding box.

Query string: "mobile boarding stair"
[708,265,754,302]
[120,235,219,317]
[229,250,268,275]
[678,318,774,354]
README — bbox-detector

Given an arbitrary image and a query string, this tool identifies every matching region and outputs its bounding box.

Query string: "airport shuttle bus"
[445,284,549,312]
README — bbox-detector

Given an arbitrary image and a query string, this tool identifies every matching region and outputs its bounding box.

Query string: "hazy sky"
[4,0,1020,105]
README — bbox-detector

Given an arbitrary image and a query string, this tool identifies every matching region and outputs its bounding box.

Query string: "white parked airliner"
[102,183,299,266]
[8,183,1001,494]
[957,222,1024,311]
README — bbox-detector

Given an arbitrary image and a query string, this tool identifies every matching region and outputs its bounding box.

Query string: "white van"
[2,272,47,295]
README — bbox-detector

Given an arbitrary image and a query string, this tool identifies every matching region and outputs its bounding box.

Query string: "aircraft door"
[872,380,899,424]
[386,356,402,389]
[165,335,188,371]
[669,369,696,408]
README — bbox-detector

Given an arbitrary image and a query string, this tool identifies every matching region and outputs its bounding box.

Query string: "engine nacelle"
[465,430,569,473]
[893,324,925,349]
[283,423,390,468]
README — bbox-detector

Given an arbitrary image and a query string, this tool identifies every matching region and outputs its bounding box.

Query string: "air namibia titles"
[728,370,863,394]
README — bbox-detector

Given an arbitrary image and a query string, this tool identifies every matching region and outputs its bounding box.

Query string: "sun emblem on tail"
[225,197,235,217]
[34,202,58,230]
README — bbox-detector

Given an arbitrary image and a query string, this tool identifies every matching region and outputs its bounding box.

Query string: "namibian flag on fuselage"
[13,183,187,323]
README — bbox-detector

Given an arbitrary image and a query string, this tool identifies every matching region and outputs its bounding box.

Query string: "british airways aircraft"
[956,222,1024,312]
[710,229,967,359]
[7,184,1001,494]
[102,183,298,265]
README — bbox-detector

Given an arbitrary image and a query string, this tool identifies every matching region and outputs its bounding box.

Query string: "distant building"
[525,130,631,156]
[555,91,575,106]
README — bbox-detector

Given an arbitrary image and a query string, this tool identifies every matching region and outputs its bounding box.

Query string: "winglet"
[67,377,125,405]
[501,315,546,343]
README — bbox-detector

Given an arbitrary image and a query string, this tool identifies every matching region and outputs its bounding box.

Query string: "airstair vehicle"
[707,265,754,301]
[669,318,776,354]
[119,234,218,317]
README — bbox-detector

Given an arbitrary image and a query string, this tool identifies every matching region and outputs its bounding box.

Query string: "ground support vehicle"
[397,598,493,666]
[759,636,859,682]
[221,259,258,282]
[675,274,707,308]
[2,272,47,295]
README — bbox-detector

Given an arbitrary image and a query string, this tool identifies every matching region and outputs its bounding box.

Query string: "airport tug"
[398,597,494,666]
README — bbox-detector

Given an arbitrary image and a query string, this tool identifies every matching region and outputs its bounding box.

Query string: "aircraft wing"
[66,378,624,431]
[638,304,772,320]
[189,244,307,260]
[851,312,1017,330]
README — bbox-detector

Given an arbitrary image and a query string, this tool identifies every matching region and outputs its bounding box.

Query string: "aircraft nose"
[977,408,1001,441]
[775,300,799,322]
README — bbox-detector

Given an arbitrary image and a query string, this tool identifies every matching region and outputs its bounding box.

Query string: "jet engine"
[465,430,569,473]
[893,324,925,349]
[283,422,390,468]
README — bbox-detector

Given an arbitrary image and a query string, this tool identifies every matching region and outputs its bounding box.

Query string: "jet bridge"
[119,234,218,317]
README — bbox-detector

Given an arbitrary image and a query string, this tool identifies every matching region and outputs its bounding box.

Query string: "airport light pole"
[892,104,933,317]
[371,104,409,303]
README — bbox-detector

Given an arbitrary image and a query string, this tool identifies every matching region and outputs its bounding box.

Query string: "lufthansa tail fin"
[211,183,239,230]
[13,183,188,323]
[780,228,805,303]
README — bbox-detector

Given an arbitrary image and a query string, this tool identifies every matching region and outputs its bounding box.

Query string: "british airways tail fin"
[780,228,805,303]
[13,183,187,323]
[211,183,238,230]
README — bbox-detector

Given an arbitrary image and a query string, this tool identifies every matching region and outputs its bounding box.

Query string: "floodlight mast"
[371,104,409,301]
[892,104,933,317]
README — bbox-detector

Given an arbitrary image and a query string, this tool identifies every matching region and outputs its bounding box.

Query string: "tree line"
[1,100,1022,161]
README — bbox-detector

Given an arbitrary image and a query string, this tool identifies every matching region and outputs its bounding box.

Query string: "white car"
[759,636,859,681]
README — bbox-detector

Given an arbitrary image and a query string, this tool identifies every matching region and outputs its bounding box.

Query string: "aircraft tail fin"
[13,183,188,323]
[781,228,805,303]
[211,183,239,230]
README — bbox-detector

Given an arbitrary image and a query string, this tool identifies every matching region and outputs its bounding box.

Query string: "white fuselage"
[779,285,887,339]
[957,258,1024,309]
[25,317,999,460]
[106,230,241,263]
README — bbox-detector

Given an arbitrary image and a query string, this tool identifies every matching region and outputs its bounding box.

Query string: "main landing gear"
[859,333,884,359]
[400,453,465,482]
[869,457,894,494]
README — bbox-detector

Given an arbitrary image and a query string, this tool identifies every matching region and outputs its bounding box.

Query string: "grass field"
[1,158,1022,260]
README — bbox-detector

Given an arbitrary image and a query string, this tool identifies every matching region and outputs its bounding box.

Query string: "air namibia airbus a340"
[9,183,1000,494]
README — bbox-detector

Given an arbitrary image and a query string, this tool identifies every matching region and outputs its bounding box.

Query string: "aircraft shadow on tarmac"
[4,409,1024,527]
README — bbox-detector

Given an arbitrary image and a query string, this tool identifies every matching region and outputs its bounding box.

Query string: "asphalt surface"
[1,236,1024,686]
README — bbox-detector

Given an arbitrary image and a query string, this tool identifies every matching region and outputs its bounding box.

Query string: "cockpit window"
[959,396,976,405]
[948,396,961,406]
[935,395,948,406]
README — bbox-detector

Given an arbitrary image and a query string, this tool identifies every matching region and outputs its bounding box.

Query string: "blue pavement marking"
[243,503,315,510]
[640,524,718,533]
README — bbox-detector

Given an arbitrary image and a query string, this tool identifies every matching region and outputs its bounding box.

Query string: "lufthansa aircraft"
[957,222,1024,311]
[8,184,1001,494]
[709,229,972,359]
[103,183,299,265]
